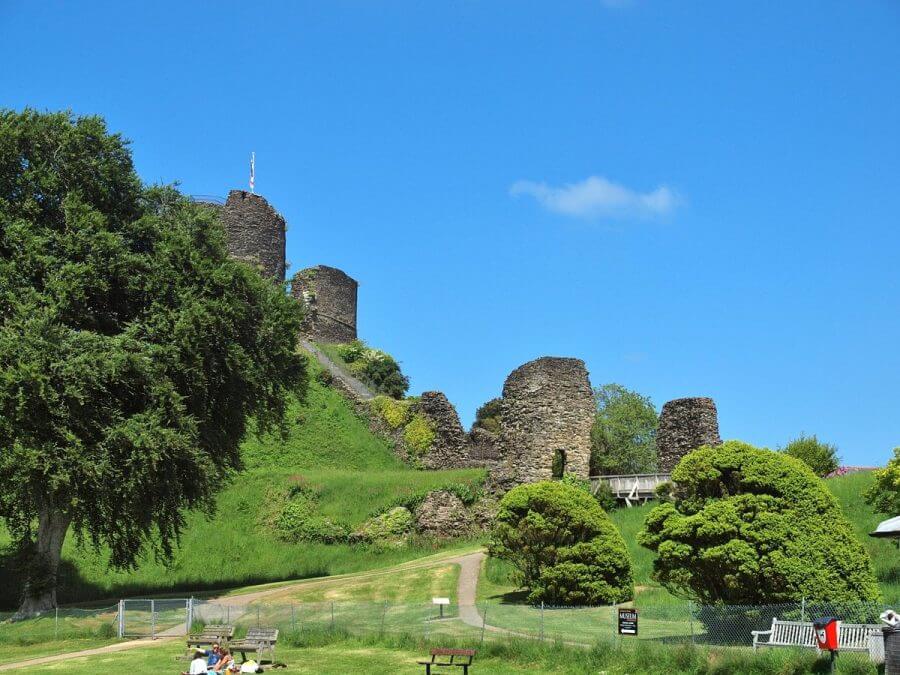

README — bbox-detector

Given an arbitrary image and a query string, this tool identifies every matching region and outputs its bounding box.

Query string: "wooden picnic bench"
[752,619,881,655]
[186,624,234,653]
[230,627,279,664]
[417,648,476,674]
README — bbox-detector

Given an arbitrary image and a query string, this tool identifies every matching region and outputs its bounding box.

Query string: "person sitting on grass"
[205,643,222,670]
[183,648,208,675]
[211,647,233,673]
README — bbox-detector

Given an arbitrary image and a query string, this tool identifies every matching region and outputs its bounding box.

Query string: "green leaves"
[489,480,634,605]
[639,441,879,605]
[865,446,900,515]
[0,110,307,594]
[590,383,658,475]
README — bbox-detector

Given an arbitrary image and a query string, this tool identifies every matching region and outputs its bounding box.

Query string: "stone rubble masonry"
[221,190,286,282]
[656,397,722,472]
[499,356,594,486]
[414,490,471,537]
[418,391,471,470]
[292,265,359,344]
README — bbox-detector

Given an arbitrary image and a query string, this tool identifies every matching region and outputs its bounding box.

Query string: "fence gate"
[117,598,192,638]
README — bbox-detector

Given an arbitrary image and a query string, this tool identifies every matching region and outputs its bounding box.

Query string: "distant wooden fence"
[589,473,671,507]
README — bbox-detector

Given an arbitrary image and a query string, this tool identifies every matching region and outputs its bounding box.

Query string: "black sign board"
[618,608,638,635]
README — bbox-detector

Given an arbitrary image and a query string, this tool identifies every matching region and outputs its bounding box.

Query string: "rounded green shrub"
[780,434,839,476]
[473,398,502,434]
[353,507,413,548]
[638,440,879,605]
[488,481,633,605]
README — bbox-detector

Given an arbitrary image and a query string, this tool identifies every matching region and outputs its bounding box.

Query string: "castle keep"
[291,265,359,343]
[221,190,286,282]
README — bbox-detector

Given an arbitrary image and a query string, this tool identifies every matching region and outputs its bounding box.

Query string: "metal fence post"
[117,600,125,638]
[540,602,544,642]
[256,606,260,628]
[688,601,695,644]
[380,602,387,636]
[150,600,156,640]
[330,602,335,632]
[480,604,487,647]
[291,603,296,633]
[55,607,58,640]
[801,597,806,623]
[185,598,193,634]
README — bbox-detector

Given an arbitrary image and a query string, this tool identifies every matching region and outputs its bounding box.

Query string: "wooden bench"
[186,624,234,654]
[752,619,881,653]
[230,627,279,664]
[417,648,476,674]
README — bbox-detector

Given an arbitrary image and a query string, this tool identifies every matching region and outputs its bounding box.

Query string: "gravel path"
[298,338,375,400]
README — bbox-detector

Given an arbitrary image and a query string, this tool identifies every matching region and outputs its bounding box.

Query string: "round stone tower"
[291,265,358,343]
[221,190,286,282]
[656,397,722,472]
[500,357,594,485]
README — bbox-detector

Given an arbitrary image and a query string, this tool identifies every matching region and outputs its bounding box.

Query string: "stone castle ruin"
[216,187,724,489]
[656,396,722,472]
[499,357,594,486]
[221,190,287,282]
[417,391,470,470]
[291,266,359,343]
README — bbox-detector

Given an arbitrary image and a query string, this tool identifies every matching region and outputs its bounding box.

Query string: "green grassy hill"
[0,355,485,609]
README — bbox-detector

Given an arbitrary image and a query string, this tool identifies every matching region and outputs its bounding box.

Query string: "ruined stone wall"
[418,391,470,470]
[656,397,722,472]
[292,265,358,343]
[221,190,286,282]
[499,357,594,486]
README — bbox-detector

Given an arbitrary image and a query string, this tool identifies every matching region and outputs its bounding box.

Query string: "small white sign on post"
[433,597,451,619]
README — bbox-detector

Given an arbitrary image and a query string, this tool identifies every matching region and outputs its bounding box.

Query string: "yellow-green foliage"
[404,413,435,455]
[370,396,412,429]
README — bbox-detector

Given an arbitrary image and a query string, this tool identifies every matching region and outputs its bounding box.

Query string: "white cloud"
[509,175,680,220]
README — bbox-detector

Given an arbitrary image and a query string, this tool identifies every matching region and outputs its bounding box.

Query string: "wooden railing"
[589,473,671,507]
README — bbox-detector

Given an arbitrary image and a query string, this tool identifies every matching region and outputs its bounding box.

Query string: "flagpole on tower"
[249,152,255,194]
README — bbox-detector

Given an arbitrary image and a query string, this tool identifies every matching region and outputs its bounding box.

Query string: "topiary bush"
[638,440,879,605]
[780,434,840,477]
[488,481,633,605]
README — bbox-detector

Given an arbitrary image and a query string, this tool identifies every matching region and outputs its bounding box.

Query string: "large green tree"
[0,110,307,616]
[590,383,658,475]
[638,441,879,605]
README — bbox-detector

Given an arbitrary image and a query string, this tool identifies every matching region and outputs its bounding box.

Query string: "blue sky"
[3,1,899,465]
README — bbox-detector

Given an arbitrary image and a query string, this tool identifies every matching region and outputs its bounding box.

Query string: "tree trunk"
[15,506,71,619]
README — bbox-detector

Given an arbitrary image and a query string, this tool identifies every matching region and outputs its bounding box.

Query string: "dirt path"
[2,549,482,671]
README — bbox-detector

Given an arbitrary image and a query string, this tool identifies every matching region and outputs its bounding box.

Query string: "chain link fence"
[2,597,895,668]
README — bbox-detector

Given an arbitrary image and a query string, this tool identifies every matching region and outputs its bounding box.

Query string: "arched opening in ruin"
[552,449,567,479]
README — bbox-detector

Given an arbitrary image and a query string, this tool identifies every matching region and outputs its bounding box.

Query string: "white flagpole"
[249,152,256,193]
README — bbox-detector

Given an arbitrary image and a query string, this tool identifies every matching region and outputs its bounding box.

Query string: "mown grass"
[10,630,878,674]
[0,365,486,609]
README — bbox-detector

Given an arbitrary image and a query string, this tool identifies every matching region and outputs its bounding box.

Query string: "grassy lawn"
[11,633,876,674]
[0,362,486,610]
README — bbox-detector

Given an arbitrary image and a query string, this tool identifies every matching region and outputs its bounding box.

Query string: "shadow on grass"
[0,545,329,611]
